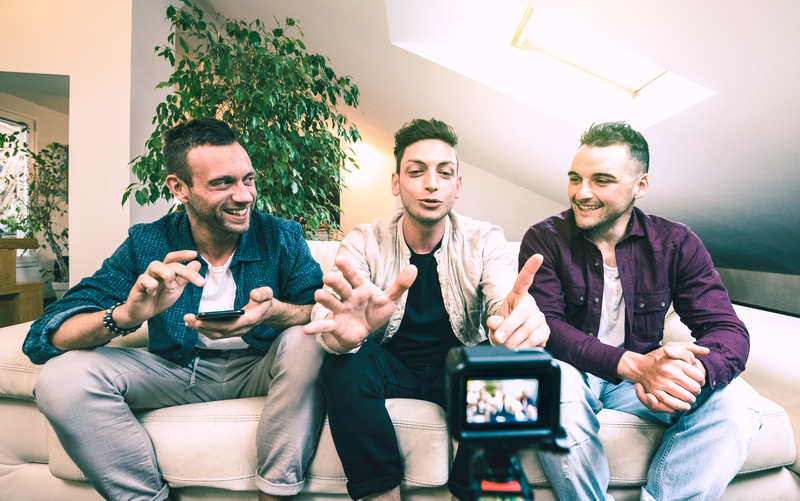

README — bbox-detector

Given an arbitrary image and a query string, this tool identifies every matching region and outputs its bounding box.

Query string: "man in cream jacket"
[304,118,549,501]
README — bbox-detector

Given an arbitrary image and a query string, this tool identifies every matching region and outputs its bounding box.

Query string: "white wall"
[0,0,134,284]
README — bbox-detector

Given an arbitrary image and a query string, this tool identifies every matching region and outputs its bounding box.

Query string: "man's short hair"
[164,117,239,186]
[580,121,649,174]
[393,118,459,174]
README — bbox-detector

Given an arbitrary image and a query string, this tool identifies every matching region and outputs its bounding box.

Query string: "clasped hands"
[302,253,550,353]
[114,250,277,339]
[623,341,709,414]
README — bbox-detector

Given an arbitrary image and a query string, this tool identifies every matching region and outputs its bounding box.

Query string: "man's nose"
[232,182,254,202]
[424,171,438,191]
[576,181,593,200]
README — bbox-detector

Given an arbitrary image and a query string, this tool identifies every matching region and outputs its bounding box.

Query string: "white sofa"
[1,241,798,501]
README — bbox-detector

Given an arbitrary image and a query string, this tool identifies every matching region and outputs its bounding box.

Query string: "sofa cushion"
[44,390,795,492]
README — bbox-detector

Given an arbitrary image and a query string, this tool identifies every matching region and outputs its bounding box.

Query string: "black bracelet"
[102,302,142,337]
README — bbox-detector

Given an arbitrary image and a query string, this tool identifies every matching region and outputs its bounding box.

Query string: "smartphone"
[196,309,245,321]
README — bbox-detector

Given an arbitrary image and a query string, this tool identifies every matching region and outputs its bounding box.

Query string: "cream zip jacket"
[313,208,517,354]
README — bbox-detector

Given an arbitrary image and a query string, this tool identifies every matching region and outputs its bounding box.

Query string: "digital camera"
[445,345,567,501]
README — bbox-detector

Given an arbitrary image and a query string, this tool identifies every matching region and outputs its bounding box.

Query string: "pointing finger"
[512,254,543,296]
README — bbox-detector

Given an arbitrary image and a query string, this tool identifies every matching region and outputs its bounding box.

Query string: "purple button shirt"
[520,207,749,389]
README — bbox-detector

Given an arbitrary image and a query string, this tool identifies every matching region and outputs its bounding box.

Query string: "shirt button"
[594,262,600,267]
[594,297,599,303]
[661,302,666,307]
[579,296,585,302]
[639,303,645,308]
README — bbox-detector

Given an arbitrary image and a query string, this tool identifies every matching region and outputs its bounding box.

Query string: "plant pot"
[16,253,42,283]
[52,282,69,301]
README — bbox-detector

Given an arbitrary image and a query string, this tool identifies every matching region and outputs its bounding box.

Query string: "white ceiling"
[204,0,799,275]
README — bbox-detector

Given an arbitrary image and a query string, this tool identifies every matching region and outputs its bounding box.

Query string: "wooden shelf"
[0,238,38,250]
[0,239,44,327]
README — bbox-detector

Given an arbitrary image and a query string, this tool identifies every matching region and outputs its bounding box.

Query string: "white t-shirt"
[597,263,626,348]
[195,251,249,350]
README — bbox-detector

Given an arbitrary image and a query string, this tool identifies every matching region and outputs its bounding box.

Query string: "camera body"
[445,345,566,501]
[446,345,563,450]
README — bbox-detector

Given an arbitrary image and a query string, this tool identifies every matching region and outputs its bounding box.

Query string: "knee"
[703,379,763,443]
[273,326,326,371]
[36,350,101,417]
[321,345,380,397]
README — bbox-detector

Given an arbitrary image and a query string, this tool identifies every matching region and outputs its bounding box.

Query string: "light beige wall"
[0,0,133,284]
[718,268,800,317]
[129,0,175,226]
[339,133,567,243]
[340,140,399,233]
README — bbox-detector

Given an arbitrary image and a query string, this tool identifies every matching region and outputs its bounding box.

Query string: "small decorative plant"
[125,0,361,236]
[0,128,69,283]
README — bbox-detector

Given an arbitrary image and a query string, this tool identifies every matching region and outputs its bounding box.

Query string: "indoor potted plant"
[126,0,361,237]
[0,128,69,299]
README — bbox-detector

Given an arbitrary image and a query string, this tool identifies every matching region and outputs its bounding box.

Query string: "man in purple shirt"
[520,121,762,500]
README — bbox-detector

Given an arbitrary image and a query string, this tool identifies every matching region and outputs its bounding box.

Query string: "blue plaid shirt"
[23,211,323,366]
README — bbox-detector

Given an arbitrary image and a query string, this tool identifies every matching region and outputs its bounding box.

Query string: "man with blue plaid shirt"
[23,118,324,501]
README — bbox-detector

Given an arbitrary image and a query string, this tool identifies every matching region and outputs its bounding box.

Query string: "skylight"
[385,0,715,130]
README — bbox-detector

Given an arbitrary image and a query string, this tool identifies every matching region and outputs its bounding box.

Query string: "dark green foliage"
[126,0,361,234]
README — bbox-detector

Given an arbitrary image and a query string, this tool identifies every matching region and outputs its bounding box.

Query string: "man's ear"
[634,173,649,200]
[166,174,190,203]
[391,172,400,197]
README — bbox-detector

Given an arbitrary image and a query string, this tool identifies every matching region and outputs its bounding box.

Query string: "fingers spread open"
[322,270,356,301]
[303,318,336,335]
[334,255,367,290]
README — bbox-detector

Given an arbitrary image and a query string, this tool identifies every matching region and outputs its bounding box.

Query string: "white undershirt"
[597,264,626,348]
[195,251,249,350]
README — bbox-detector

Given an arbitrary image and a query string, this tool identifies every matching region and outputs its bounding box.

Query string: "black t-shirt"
[384,241,462,369]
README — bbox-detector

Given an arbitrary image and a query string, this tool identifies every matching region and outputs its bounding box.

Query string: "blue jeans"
[35,326,324,501]
[539,362,763,501]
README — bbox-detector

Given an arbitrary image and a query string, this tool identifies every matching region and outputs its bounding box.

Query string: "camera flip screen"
[466,378,539,426]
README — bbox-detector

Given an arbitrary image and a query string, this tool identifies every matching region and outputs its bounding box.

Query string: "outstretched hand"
[486,254,549,349]
[303,255,418,351]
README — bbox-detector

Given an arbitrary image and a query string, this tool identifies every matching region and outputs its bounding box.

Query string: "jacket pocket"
[563,285,588,324]
[632,290,671,342]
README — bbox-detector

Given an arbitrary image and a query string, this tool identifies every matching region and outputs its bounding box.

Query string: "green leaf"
[125,5,361,232]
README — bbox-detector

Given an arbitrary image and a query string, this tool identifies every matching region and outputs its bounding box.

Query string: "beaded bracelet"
[102,302,142,337]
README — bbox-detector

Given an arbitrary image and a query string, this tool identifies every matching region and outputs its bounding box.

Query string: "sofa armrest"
[0,321,148,401]
[663,304,800,474]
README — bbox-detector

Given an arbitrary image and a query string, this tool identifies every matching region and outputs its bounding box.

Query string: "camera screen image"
[466,378,539,425]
